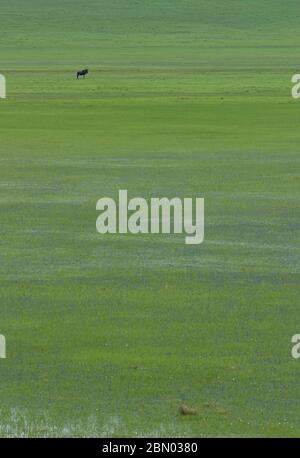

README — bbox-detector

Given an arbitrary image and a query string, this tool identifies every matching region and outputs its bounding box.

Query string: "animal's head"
[85,69,89,73]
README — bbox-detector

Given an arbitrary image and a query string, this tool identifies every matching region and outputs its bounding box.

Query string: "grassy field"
[0,0,300,437]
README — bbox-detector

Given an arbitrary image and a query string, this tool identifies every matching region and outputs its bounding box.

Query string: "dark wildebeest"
[77,69,89,79]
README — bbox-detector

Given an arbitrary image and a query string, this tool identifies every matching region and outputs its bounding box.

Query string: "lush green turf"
[0,0,300,437]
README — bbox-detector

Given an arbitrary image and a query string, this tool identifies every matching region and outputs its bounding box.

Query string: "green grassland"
[0,0,300,437]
